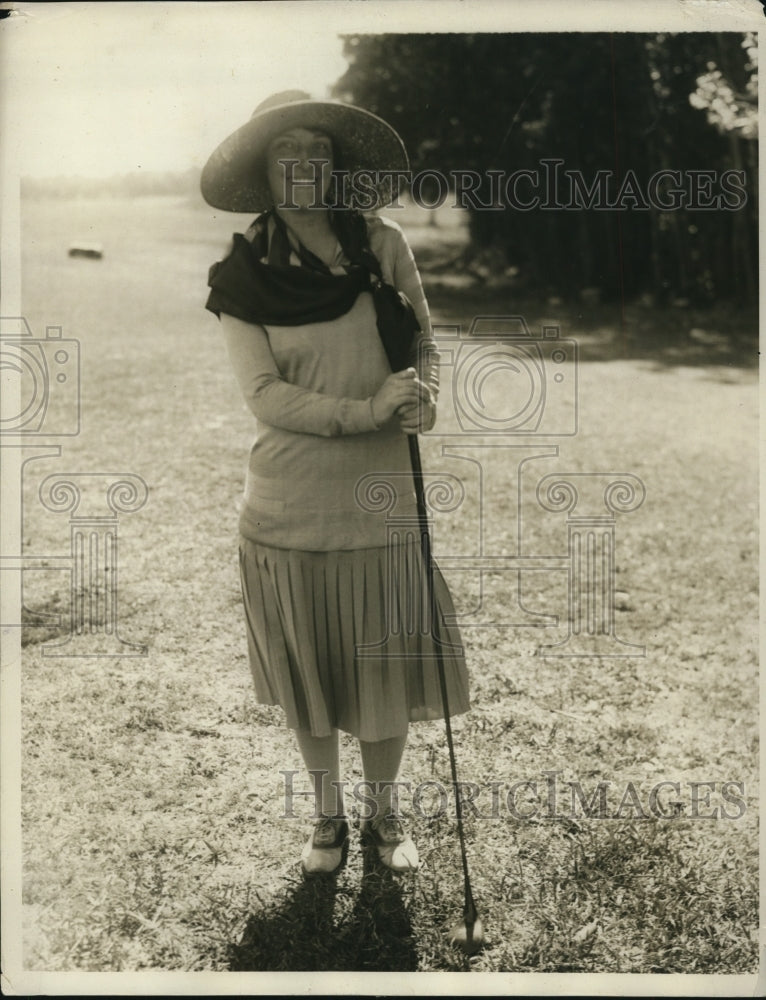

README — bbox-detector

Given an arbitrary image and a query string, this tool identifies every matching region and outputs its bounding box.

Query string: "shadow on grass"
[425,284,758,374]
[228,842,418,972]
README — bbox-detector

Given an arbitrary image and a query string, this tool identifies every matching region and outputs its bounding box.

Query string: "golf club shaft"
[408,434,476,909]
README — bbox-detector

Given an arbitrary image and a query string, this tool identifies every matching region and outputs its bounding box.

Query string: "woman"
[202,91,469,876]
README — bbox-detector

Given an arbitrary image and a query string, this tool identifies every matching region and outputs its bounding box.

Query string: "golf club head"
[450,902,485,955]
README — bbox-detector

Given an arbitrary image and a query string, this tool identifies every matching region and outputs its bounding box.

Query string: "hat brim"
[200,99,409,212]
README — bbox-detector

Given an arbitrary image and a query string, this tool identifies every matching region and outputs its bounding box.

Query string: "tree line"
[333,32,757,304]
[21,167,200,201]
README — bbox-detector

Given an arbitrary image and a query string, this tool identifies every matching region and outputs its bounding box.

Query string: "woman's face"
[266,127,334,210]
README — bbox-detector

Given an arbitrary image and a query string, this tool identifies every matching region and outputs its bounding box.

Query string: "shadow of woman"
[228,841,418,971]
[332,840,419,971]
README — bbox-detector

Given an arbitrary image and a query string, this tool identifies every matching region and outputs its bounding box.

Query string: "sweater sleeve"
[220,312,379,437]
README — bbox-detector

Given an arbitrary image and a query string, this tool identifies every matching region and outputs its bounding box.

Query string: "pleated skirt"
[238,536,471,741]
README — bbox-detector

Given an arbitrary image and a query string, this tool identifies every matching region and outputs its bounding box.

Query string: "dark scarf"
[205,209,419,372]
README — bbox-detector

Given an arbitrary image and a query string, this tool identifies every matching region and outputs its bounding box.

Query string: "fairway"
[16,193,758,973]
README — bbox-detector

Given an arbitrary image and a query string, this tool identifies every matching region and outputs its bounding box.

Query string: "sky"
[1,0,761,180]
[1,2,349,178]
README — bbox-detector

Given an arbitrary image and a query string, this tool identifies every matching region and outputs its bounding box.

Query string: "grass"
[14,193,759,976]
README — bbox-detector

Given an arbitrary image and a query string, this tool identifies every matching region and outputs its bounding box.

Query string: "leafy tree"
[333,33,757,303]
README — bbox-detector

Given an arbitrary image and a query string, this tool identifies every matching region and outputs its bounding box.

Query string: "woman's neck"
[275,207,339,266]
[275,207,334,244]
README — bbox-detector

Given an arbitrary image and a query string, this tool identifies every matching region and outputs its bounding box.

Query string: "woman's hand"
[371,368,432,427]
[396,397,436,435]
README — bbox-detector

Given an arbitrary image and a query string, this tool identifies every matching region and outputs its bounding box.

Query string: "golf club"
[408,433,485,956]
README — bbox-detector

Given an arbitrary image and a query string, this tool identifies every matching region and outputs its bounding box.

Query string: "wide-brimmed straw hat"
[200,89,409,212]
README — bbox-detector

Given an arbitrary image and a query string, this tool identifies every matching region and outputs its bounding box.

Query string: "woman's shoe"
[300,816,349,876]
[361,813,419,872]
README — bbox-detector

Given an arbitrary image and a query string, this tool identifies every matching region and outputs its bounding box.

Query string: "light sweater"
[220,214,438,550]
